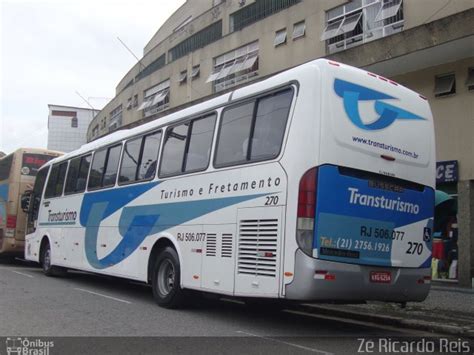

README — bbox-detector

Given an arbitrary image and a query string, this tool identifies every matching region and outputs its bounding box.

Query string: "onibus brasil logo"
[334,79,425,130]
[5,337,54,355]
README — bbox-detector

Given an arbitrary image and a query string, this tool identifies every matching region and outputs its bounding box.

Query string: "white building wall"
[47,105,97,153]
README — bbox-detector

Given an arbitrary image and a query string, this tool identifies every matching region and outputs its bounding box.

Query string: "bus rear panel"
[286,62,435,302]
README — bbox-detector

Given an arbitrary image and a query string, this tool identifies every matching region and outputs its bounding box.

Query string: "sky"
[0,0,186,154]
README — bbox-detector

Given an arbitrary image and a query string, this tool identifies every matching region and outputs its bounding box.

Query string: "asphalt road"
[0,260,449,355]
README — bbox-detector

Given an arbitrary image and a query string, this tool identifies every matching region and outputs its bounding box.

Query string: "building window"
[133,94,138,107]
[466,67,474,91]
[230,0,301,32]
[322,0,404,54]
[375,0,402,22]
[179,70,187,85]
[51,110,77,117]
[169,21,222,62]
[135,54,166,81]
[292,21,306,40]
[274,29,287,47]
[109,105,123,132]
[434,73,456,98]
[191,65,200,80]
[127,98,132,110]
[207,41,259,93]
[138,79,170,118]
[173,15,193,32]
[71,117,78,128]
[92,124,99,138]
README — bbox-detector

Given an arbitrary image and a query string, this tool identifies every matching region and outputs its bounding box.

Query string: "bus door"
[234,206,283,297]
[26,167,49,233]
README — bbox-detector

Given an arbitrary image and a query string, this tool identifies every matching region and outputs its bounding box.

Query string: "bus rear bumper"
[285,249,431,303]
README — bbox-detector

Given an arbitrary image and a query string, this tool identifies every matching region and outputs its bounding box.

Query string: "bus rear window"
[22,154,56,176]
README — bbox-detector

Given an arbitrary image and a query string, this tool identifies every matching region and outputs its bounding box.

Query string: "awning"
[375,0,402,22]
[151,90,169,106]
[320,18,343,41]
[338,12,362,36]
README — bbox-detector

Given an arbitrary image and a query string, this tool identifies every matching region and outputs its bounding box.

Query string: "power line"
[117,36,144,71]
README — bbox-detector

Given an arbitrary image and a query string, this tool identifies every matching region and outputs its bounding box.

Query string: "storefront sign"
[436,160,458,184]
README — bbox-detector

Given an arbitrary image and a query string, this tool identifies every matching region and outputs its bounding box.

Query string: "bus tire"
[40,241,66,277]
[151,247,186,309]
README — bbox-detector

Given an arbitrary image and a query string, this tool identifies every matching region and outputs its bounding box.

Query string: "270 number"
[406,242,423,255]
[265,195,279,206]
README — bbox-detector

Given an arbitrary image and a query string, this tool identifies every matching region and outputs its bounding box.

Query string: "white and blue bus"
[24,60,435,308]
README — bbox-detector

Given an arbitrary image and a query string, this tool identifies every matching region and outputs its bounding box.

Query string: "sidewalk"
[302,285,474,336]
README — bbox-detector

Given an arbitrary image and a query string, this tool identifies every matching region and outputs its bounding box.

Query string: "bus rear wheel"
[151,247,186,309]
[40,241,66,277]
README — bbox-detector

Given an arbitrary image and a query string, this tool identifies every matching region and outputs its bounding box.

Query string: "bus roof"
[0,147,63,159]
[44,58,427,167]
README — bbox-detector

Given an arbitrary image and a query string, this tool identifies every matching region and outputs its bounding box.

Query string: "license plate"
[370,271,391,283]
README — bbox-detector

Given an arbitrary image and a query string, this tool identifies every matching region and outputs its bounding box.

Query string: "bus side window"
[76,155,91,192]
[119,137,142,183]
[88,149,107,189]
[89,145,122,190]
[138,131,161,180]
[65,154,91,194]
[159,114,215,178]
[250,89,293,160]
[215,102,254,167]
[102,145,122,188]
[45,162,68,198]
[65,157,81,194]
[160,123,189,177]
[184,114,216,172]
[214,88,293,168]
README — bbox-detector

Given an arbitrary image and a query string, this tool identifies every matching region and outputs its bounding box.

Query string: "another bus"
[0,148,62,260]
[24,60,435,308]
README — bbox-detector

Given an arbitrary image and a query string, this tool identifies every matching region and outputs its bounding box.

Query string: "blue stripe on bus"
[0,184,9,226]
[79,181,268,269]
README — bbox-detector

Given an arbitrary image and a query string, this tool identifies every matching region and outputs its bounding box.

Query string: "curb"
[297,304,471,336]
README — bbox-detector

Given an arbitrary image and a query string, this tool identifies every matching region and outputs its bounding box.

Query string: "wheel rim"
[157,259,175,296]
[43,248,51,270]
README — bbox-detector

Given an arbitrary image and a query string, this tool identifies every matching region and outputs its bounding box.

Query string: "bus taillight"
[296,168,318,256]
[6,215,17,229]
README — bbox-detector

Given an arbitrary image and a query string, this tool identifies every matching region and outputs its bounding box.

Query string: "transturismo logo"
[5,337,54,355]
[47,210,77,223]
[348,187,419,215]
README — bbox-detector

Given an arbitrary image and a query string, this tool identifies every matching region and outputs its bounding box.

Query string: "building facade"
[48,105,98,153]
[87,0,474,287]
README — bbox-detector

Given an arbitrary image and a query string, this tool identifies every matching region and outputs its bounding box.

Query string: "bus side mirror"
[21,191,32,213]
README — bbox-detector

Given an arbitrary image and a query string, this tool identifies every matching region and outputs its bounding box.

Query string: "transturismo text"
[47,210,77,222]
[348,188,419,215]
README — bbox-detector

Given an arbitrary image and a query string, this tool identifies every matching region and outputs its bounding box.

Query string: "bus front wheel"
[40,241,66,277]
[151,247,186,309]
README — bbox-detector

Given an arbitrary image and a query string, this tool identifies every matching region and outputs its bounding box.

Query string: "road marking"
[11,270,34,278]
[236,330,334,354]
[74,288,132,304]
[283,309,438,337]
